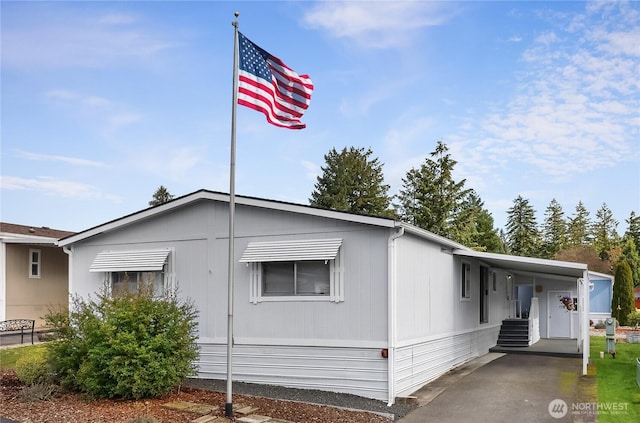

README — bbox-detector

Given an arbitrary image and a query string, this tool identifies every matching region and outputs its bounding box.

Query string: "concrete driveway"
[399,353,596,423]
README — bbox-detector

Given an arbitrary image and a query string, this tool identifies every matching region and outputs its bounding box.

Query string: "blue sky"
[1,1,638,235]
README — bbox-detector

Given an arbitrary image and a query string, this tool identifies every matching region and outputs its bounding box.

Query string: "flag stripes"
[237,32,313,129]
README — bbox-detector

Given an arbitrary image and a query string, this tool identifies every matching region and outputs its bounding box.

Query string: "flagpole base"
[225,402,233,418]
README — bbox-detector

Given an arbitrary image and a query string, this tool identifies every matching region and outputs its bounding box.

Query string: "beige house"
[0,222,74,327]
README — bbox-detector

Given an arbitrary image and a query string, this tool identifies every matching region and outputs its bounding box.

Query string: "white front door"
[548,290,572,338]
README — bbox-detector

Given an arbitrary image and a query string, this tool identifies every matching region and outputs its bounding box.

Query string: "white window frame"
[29,249,41,279]
[460,261,471,300]
[247,244,344,304]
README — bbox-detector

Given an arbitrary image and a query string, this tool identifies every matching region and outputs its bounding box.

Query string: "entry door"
[548,290,572,338]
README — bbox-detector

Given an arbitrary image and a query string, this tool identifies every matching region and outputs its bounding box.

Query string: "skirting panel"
[194,343,389,401]
[394,326,500,398]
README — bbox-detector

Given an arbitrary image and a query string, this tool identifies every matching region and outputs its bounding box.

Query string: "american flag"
[237,32,314,130]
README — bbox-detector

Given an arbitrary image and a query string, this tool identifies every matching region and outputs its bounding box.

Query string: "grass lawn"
[590,336,640,423]
[0,343,48,371]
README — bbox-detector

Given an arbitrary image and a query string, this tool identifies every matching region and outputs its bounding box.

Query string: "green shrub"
[15,350,53,385]
[18,382,60,402]
[46,283,199,399]
[628,309,640,329]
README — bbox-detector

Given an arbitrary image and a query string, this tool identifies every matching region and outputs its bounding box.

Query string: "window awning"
[89,249,171,272]
[239,238,342,263]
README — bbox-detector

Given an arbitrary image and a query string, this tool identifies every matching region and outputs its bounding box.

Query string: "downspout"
[63,246,73,311]
[387,226,404,406]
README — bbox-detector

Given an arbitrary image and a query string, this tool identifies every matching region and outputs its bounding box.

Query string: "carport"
[452,249,591,375]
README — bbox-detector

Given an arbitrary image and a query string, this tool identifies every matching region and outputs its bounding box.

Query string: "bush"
[627,310,640,329]
[15,350,53,385]
[18,382,60,402]
[46,283,199,399]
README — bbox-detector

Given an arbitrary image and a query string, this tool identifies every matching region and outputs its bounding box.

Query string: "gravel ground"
[183,378,417,420]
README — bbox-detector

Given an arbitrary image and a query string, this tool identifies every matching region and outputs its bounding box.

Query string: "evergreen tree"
[625,211,640,250]
[620,237,640,287]
[611,260,634,326]
[396,141,470,238]
[149,185,174,206]
[591,203,620,260]
[567,201,591,247]
[540,199,567,259]
[450,190,482,248]
[474,207,506,253]
[505,195,540,257]
[309,147,393,217]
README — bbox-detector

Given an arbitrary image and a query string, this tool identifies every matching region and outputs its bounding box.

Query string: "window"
[241,238,344,303]
[111,271,164,296]
[261,261,330,296]
[89,249,172,296]
[461,262,471,299]
[29,249,41,278]
[480,266,489,323]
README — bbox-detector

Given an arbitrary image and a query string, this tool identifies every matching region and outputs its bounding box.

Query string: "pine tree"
[612,260,634,326]
[309,147,393,217]
[396,141,470,238]
[474,207,506,253]
[149,185,174,206]
[567,201,591,247]
[591,203,620,260]
[625,211,640,250]
[540,199,567,259]
[620,237,640,287]
[505,195,540,257]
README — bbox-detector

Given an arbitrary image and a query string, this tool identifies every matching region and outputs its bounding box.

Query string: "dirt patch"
[0,371,391,423]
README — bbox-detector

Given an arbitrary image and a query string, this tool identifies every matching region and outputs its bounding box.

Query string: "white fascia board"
[0,234,58,245]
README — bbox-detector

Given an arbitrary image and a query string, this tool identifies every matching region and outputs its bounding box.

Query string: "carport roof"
[452,248,588,279]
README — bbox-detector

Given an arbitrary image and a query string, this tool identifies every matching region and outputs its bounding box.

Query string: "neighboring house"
[58,190,593,404]
[634,287,640,310]
[0,222,74,327]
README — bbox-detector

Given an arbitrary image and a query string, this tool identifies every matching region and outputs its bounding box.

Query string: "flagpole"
[226,11,239,419]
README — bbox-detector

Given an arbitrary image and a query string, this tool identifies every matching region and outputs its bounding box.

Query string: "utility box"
[605,317,616,355]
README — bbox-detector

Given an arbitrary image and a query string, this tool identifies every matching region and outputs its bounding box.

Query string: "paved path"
[399,353,596,423]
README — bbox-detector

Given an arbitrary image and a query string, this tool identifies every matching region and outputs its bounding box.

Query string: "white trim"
[248,247,344,303]
[461,261,471,300]
[29,248,41,278]
[89,248,171,272]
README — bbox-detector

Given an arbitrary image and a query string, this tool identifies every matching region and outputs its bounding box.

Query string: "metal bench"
[0,319,35,344]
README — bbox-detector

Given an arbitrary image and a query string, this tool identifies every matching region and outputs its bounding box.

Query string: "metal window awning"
[239,238,342,263]
[89,249,171,272]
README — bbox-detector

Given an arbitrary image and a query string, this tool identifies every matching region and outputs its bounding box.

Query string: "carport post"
[581,270,590,375]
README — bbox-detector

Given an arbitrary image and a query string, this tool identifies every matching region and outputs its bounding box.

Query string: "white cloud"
[456,1,639,185]
[1,7,178,69]
[301,160,320,181]
[45,89,141,131]
[15,150,108,168]
[0,175,121,202]
[303,1,458,49]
